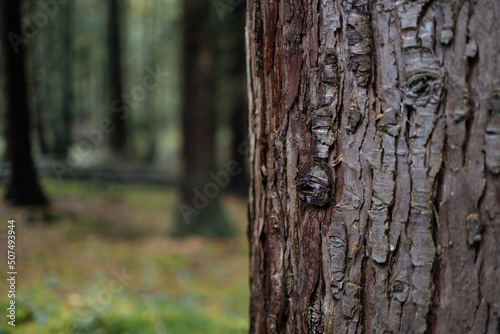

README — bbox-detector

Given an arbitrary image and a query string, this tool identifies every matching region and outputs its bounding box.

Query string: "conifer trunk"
[246,0,500,332]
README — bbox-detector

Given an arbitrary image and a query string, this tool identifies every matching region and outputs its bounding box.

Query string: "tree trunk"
[227,1,250,197]
[173,0,232,237]
[28,0,49,156]
[246,0,500,333]
[2,0,49,206]
[144,0,160,163]
[108,0,127,155]
[53,0,74,157]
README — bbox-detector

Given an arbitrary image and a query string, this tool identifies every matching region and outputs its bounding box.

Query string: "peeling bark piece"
[419,17,435,49]
[397,0,432,50]
[346,102,362,133]
[322,53,338,85]
[368,109,398,264]
[312,109,334,146]
[466,213,482,246]
[440,0,454,45]
[440,30,453,45]
[345,1,372,88]
[298,162,332,207]
[369,208,389,263]
[410,210,436,266]
[465,40,478,58]
[403,47,441,74]
[485,89,500,174]
[410,265,433,334]
[397,0,427,30]
[388,299,403,332]
[402,29,419,49]
[315,144,331,160]
[311,107,334,159]
[388,279,410,331]
[377,108,399,136]
[323,85,339,107]
[329,221,347,298]
[342,282,361,319]
[453,89,470,122]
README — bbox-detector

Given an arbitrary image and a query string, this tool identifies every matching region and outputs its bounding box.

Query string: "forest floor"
[0,178,249,334]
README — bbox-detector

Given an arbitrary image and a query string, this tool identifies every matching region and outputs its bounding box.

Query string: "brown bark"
[246,0,500,333]
[2,0,48,206]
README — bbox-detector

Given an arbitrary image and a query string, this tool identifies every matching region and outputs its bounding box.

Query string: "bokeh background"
[0,0,249,333]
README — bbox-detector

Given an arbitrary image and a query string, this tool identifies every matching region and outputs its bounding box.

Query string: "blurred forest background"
[0,0,249,333]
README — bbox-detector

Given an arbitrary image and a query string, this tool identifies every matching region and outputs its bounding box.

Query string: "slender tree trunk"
[173,0,232,237]
[2,0,48,206]
[32,38,49,156]
[109,0,127,155]
[145,0,159,163]
[41,0,59,155]
[28,0,49,156]
[227,1,249,197]
[246,0,500,333]
[54,0,74,157]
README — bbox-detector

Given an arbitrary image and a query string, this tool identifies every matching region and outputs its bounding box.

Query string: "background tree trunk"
[246,0,500,333]
[226,1,250,197]
[27,0,49,156]
[144,0,160,163]
[1,0,48,206]
[109,0,127,155]
[53,0,75,157]
[172,0,232,237]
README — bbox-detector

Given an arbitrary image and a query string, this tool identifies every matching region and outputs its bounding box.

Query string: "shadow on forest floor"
[0,178,249,334]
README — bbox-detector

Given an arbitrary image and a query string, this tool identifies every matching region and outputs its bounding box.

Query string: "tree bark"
[1,0,49,206]
[246,0,500,333]
[108,0,127,155]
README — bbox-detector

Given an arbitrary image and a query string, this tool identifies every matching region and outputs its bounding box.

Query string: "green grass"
[0,178,249,333]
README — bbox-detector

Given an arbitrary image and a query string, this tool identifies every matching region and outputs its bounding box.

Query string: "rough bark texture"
[246,0,500,333]
[1,0,48,206]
